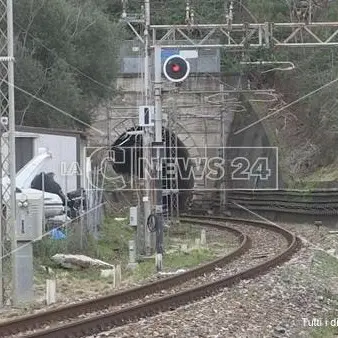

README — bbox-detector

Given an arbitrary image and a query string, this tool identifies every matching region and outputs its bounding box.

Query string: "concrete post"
[195,238,201,248]
[201,229,207,246]
[128,240,138,269]
[46,279,56,305]
[115,264,121,286]
[129,240,136,263]
[15,242,34,304]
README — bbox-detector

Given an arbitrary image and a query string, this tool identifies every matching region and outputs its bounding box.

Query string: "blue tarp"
[50,228,66,240]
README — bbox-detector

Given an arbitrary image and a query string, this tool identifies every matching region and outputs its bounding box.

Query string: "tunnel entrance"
[111,126,194,212]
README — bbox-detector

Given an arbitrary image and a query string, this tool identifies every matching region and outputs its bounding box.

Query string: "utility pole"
[153,45,164,271]
[120,0,155,258]
[142,0,154,257]
[0,0,17,307]
[219,86,235,212]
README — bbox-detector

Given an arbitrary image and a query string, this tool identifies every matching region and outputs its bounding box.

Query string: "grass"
[310,325,338,338]
[33,217,220,286]
[287,160,338,189]
[304,161,338,182]
[33,216,134,283]
[132,248,216,281]
[33,216,133,265]
[307,251,338,338]
[277,250,338,338]
[311,251,338,279]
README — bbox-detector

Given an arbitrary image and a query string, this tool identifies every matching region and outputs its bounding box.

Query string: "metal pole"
[142,0,153,256]
[154,46,162,146]
[309,0,312,24]
[0,123,3,308]
[106,108,111,150]
[219,84,226,212]
[220,106,234,213]
[154,45,164,271]
[144,0,150,105]
[7,0,17,306]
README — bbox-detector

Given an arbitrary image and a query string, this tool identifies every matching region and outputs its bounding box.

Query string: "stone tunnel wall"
[90,73,282,191]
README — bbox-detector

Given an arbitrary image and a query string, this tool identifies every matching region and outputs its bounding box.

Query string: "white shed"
[13,126,87,193]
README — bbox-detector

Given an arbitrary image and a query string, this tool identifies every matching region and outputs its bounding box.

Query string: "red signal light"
[172,64,180,72]
[163,55,190,82]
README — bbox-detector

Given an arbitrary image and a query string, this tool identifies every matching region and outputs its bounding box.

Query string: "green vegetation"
[133,248,216,281]
[16,0,338,135]
[309,251,338,338]
[303,162,338,182]
[14,0,123,129]
[114,1,338,137]
[310,327,338,338]
[14,1,338,180]
[33,217,219,284]
[312,251,338,279]
[33,216,133,267]
[285,160,338,188]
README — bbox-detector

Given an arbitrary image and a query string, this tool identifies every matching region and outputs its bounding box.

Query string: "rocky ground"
[94,221,338,338]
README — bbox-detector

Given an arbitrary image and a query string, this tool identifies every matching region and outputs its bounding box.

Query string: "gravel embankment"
[97,242,338,338]
[93,222,338,338]
[22,221,287,337]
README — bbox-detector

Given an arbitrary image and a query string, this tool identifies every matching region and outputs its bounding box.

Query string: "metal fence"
[33,202,106,262]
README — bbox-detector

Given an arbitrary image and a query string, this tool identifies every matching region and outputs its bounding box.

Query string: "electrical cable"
[147,213,158,232]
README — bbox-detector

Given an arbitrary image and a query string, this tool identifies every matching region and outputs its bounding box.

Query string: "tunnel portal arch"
[111,126,195,211]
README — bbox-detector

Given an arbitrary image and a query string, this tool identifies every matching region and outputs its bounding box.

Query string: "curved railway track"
[0,216,300,338]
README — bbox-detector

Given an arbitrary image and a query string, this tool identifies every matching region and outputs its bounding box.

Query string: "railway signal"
[163,55,190,82]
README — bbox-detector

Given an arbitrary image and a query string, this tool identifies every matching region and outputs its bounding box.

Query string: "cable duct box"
[139,106,154,127]
[129,206,138,227]
[16,191,44,241]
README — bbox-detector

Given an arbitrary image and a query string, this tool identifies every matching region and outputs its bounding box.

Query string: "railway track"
[191,189,338,215]
[0,216,300,338]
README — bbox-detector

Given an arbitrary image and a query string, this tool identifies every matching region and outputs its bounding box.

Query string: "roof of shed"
[15,125,87,139]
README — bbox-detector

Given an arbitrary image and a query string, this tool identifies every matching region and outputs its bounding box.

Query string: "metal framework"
[0,0,17,307]
[150,22,338,48]
[162,97,179,226]
[122,1,338,249]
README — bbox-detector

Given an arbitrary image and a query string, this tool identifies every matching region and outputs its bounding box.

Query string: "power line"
[3,78,105,135]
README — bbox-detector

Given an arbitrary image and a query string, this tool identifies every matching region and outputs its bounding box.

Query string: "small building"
[14,126,87,193]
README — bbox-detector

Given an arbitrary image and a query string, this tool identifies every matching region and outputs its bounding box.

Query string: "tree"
[13,0,123,129]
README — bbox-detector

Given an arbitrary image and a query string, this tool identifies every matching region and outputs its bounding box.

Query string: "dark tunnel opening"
[111,126,195,211]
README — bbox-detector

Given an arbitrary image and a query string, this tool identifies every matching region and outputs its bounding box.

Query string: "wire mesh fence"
[33,202,107,265]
